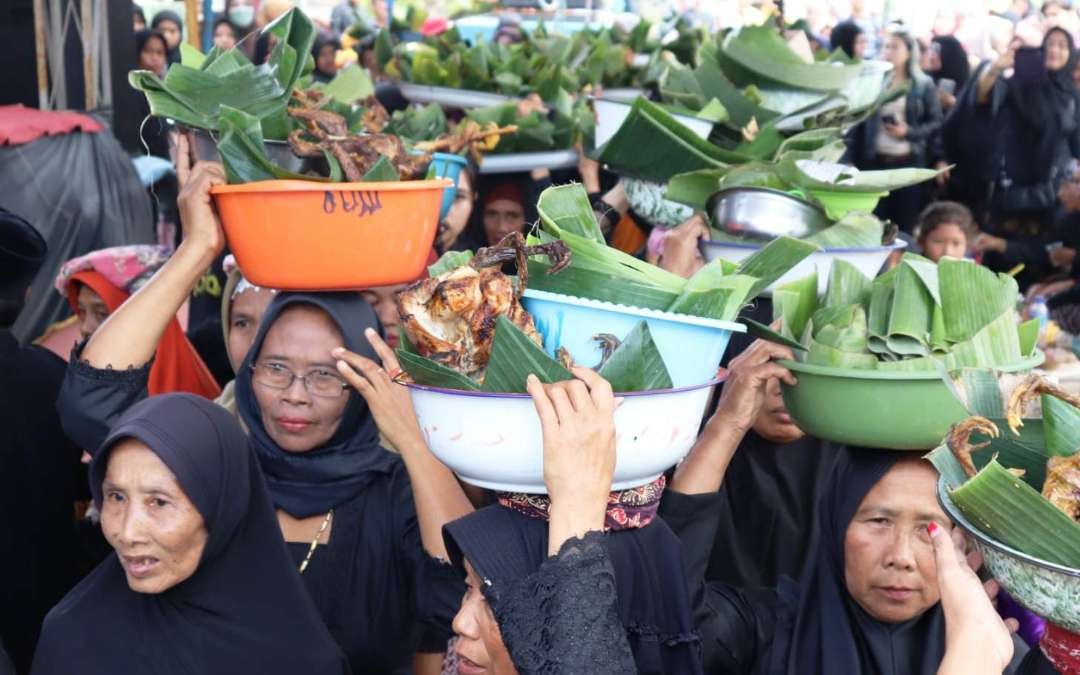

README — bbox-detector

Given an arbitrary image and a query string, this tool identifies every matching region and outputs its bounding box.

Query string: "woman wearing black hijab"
[829,20,868,60]
[972,27,1080,289]
[150,9,183,65]
[57,163,472,674]
[32,394,348,674]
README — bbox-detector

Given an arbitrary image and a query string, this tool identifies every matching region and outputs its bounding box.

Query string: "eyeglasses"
[250,362,349,398]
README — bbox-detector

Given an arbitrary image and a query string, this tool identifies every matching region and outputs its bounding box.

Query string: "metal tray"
[479,149,580,174]
[397,84,512,109]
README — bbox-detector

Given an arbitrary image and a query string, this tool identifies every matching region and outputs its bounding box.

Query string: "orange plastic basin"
[210,178,451,290]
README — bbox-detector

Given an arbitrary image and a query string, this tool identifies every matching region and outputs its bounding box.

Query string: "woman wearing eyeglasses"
[55,162,474,674]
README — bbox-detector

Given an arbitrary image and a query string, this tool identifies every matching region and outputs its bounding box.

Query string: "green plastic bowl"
[778,354,1045,450]
[806,189,888,221]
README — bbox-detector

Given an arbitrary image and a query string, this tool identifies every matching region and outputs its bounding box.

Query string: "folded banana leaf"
[428,251,474,277]
[537,184,605,244]
[824,259,872,309]
[597,321,674,392]
[396,349,481,391]
[216,106,332,184]
[718,25,864,92]
[803,211,887,249]
[129,8,315,136]
[772,272,818,338]
[482,316,573,393]
[777,158,943,194]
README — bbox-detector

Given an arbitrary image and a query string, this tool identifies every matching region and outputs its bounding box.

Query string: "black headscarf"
[312,32,342,84]
[444,505,703,675]
[999,27,1080,185]
[150,9,182,64]
[766,448,946,675]
[930,35,971,90]
[0,207,47,302]
[830,21,864,59]
[31,394,348,675]
[234,292,397,518]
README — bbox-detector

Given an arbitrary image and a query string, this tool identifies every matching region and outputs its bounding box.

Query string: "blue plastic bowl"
[430,153,468,220]
[521,289,745,388]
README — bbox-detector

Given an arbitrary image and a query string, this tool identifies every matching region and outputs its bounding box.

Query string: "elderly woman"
[32,395,348,674]
[216,255,275,416]
[57,162,473,674]
[453,341,1027,675]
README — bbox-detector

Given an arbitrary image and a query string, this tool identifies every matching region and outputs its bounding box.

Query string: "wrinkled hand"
[333,328,425,453]
[931,522,1016,671]
[528,367,617,533]
[709,339,796,435]
[177,160,227,258]
[884,120,909,139]
[973,233,1008,255]
[658,214,711,279]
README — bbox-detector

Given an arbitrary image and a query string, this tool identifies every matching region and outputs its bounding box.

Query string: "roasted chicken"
[947,374,1080,522]
[397,233,570,379]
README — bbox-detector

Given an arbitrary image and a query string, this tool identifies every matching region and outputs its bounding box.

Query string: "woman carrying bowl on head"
[56,161,474,674]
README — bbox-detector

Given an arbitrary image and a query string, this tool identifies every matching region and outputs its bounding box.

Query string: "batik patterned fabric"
[497,475,666,532]
[54,245,172,295]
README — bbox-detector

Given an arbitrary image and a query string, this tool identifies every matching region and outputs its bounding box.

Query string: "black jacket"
[848,75,945,168]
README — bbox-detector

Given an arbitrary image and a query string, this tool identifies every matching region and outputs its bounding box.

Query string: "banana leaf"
[802,211,886,249]
[932,452,1080,569]
[1043,394,1080,458]
[665,164,791,211]
[806,337,878,369]
[666,264,757,322]
[741,316,807,351]
[824,259,872,309]
[777,158,942,194]
[755,87,832,115]
[597,321,673,392]
[885,261,934,356]
[1019,318,1041,358]
[938,257,1018,343]
[428,251,474,277]
[385,103,448,142]
[537,184,605,244]
[361,156,399,182]
[866,265,897,355]
[942,310,1023,370]
[216,106,331,184]
[719,25,863,92]
[482,315,573,393]
[733,236,820,299]
[527,260,681,311]
[772,271,818,338]
[396,350,480,391]
[692,42,779,128]
[130,8,314,135]
[321,64,375,103]
[815,304,869,352]
[596,98,747,183]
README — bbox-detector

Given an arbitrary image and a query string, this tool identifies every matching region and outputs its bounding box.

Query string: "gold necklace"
[298,509,334,574]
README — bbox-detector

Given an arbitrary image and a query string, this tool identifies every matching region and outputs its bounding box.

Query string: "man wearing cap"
[0,208,81,673]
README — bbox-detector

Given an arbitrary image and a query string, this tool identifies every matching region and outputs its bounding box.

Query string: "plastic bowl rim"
[701,238,909,254]
[937,478,1080,578]
[521,288,748,333]
[210,177,454,194]
[406,375,725,399]
[431,152,469,165]
[777,351,1045,381]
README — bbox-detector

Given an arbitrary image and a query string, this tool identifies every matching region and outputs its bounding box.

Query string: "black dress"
[58,353,460,675]
[0,330,81,674]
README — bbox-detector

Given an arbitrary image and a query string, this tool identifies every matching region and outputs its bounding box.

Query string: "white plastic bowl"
[700,239,908,296]
[594,98,715,147]
[409,377,722,493]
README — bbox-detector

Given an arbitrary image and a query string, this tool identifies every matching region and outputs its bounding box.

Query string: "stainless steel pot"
[706,187,830,242]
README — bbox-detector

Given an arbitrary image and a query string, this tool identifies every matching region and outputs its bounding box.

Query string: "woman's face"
[920,223,968,263]
[843,459,950,624]
[482,198,526,248]
[134,12,146,31]
[213,23,238,50]
[251,305,350,453]
[138,36,168,77]
[227,288,275,372]
[751,377,804,444]
[441,170,476,251]
[360,285,406,350]
[101,438,208,594]
[76,284,110,341]
[156,19,182,50]
[883,35,910,71]
[853,33,870,60]
[452,561,518,675]
[1046,31,1072,72]
[316,44,337,75]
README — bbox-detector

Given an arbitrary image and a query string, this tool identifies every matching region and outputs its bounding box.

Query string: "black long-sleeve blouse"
[57,354,463,675]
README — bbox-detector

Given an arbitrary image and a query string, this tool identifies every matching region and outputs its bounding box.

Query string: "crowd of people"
[4,1,1080,674]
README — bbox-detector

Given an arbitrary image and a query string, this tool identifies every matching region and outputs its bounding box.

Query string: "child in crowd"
[915,201,977,263]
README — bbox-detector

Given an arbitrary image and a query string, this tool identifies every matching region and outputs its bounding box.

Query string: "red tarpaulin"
[0,104,103,146]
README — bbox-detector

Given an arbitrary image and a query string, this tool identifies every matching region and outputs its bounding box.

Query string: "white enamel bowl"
[409,377,722,493]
